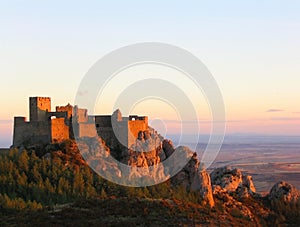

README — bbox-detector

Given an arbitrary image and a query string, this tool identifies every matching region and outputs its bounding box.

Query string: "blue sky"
[1,1,300,147]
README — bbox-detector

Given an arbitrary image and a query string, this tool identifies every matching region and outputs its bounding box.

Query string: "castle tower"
[29,97,51,121]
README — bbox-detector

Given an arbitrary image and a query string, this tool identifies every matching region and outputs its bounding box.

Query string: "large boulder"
[242,175,256,193]
[269,181,300,203]
[191,168,215,207]
[171,151,198,188]
[210,166,256,195]
[162,139,175,157]
[210,166,243,192]
[172,151,214,207]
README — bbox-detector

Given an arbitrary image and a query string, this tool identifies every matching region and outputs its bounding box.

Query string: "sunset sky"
[1,1,300,147]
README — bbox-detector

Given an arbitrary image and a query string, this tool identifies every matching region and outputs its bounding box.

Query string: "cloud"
[293,112,300,114]
[155,119,244,124]
[266,109,284,112]
[270,117,300,121]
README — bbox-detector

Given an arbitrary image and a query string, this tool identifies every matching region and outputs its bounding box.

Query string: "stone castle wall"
[95,116,111,127]
[128,118,148,148]
[51,118,69,143]
[13,117,51,146]
[95,117,148,149]
[13,97,149,149]
[56,104,73,119]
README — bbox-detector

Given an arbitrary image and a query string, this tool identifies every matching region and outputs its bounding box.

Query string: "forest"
[0,140,299,226]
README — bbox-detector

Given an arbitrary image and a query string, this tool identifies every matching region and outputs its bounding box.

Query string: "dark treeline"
[0,148,200,211]
[1,143,299,226]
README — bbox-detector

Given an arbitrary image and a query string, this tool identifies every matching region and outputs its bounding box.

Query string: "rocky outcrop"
[213,185,255,220]
[162,139,175,158]
[242,175,256,193]
[210,166,243,192]
[123,129,164,167]
[191,168,215,207]
[171,152,198,187]
[76,137,122,177]
[131,130,163,153]
[210,166,256,195]
[269,181,300,203]
[236,185,252,199]
[172,152,215,207]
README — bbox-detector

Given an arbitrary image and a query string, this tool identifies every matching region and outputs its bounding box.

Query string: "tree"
[72,171,85,196]
[18,150,29,172]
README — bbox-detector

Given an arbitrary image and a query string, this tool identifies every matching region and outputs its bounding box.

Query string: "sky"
[1,0,300,147]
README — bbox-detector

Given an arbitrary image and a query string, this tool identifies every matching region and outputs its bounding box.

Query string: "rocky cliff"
[269,181,300,203]
[13,126,300,226]
[39,128,300,211]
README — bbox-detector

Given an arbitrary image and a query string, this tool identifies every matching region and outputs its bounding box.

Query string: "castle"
[13,97,148,149]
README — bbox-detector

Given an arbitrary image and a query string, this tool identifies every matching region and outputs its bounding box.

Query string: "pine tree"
[18,150,29,172]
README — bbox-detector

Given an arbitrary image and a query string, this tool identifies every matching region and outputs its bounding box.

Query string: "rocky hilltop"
[39,125,300,212]
[7,122,300,226]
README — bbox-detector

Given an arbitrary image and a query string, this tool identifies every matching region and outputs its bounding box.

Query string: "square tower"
[30,97,51,121]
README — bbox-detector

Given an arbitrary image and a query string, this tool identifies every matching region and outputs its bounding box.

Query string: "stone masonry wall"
[13,97,150,149]
[128,119,148,148]
[13,117,51,146]
[51,118,69,143]
[56,104,73,119]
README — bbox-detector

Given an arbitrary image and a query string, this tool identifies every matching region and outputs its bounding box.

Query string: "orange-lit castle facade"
[13,97,148,148]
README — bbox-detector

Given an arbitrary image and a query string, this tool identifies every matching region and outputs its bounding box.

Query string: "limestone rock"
[157,149,166,161]
[210,166,243,192]
[242,175,256,193]
[171,150,198,188]
[172,146,194,171]
[183,152,199,180]
[162,139,175,157]
[190,169,215,207]
[236,185,250,199]
[269,181,300,203]
[213,185,254,220]
[171,151,214,207]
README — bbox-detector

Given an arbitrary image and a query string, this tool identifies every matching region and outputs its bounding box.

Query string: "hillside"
[1,138,300,226]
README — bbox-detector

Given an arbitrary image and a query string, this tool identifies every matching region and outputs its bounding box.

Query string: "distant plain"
[186,135,300,193]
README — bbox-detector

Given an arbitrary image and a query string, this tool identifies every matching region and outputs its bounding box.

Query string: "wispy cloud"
[270,117,300,121]
[266,109,284,112]
[152,119,246,124]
